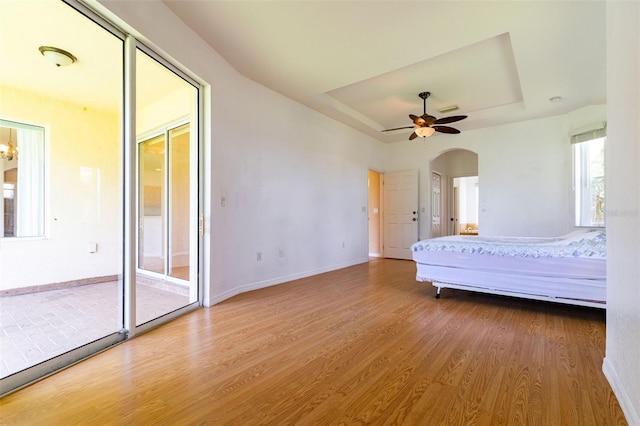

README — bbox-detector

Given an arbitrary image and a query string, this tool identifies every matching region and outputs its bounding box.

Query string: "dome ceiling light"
[38,46,77,67]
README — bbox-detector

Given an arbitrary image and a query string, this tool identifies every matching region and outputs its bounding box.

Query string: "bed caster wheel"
[435,293,441,299]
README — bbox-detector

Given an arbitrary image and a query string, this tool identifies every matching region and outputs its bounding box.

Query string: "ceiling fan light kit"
[382,91,467,140]
[415,127,435,138]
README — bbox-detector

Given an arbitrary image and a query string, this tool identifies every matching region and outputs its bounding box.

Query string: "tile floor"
[0,281,190,378]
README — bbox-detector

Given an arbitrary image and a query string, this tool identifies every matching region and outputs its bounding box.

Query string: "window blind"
[571,124,607,144]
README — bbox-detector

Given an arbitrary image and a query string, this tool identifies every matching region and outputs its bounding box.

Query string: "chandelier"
[0,128,18,161]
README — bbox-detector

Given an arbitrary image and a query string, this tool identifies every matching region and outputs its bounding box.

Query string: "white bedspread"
[410,228,606,307]
[411,228,606,259]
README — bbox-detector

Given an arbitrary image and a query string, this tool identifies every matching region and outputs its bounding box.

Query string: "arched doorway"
[430,149,478,237]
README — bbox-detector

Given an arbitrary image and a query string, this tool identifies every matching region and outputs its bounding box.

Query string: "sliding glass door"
[135,50,199,327]
[0,0,125,393]
[138,124,191,280]
[0,0,202,395]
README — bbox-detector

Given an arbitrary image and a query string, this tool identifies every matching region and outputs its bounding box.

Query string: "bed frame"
[428,280,606,309]
[412,230,607,309]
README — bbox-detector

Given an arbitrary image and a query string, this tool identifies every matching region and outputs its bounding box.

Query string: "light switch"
[88,242,97,253]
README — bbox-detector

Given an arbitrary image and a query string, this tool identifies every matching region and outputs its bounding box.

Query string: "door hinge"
[199,214,205,236]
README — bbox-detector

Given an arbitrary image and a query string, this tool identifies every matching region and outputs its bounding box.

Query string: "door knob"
[412,218,417,221]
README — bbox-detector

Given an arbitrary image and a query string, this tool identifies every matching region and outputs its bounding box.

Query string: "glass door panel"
[139,135,166,275]
[135,49,198,326]
[0,0,201,395]
[0,0,125,393]
[169,124,190,281]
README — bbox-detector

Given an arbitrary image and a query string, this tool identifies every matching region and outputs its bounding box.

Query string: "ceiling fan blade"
[409,114,425,126]
[434,115,467,125]
[422,114,437,126]
[409,132,418,140]
[381,126,415,132]
[433,125,461,134]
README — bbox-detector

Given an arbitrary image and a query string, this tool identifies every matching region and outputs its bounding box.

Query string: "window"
[0,121,45,238]
[573,128,605,227]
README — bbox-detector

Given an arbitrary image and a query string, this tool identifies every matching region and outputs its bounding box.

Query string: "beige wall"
[0,86,122,290]
[137,87,193,136]
[169,128,191,266]
[0,70,194,291]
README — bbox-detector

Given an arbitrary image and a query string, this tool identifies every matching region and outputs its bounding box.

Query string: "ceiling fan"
[382,92,467,140]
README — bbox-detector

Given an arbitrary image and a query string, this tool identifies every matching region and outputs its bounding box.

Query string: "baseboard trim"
[1,275,119,297]
[603,356,639,426]
[204,258,369,307]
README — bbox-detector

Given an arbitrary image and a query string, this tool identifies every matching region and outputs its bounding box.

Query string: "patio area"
[0,280,190,378]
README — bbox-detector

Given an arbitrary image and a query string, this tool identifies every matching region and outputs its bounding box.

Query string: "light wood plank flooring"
[0,259,626,425]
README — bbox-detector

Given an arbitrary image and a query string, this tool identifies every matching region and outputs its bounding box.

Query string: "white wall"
[95,0,386,306]
[603,2,640,424]
[211,83,385,303]
[386,113,584,238]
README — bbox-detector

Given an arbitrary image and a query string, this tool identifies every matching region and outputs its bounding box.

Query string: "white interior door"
[453,185,459,235]
[383,170,418,259]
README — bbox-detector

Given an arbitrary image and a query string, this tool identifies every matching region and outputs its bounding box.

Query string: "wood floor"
[0,259,626,425]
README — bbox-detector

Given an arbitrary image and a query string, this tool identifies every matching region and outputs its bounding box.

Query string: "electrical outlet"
[278,249,284,258]
[221,195,226,207]
[342,241,346,248]
[257,252,262,261]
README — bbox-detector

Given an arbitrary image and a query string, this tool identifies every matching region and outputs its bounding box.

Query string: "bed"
[411,228,606,308]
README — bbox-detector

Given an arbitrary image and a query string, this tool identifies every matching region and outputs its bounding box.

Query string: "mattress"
[411,229,606,305]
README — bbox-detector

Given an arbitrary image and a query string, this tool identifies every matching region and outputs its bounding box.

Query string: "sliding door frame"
[135,119,193,284]
[0,0,204,395]
[124,35,203,338]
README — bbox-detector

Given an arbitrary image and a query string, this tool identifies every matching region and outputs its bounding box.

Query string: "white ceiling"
[0,1,607,144]
[162,0,607,143]
[0,0,186,120]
